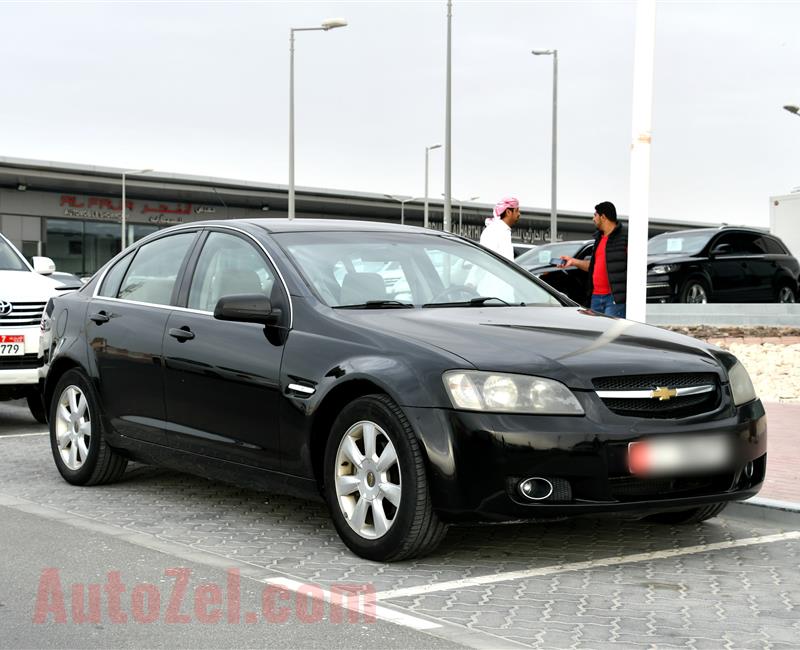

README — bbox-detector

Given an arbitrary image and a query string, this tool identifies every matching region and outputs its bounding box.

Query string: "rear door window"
[756,236,787,255]
[98,253,134,298]
[117,233,196,305]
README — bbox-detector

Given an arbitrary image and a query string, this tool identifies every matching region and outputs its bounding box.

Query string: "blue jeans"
[590,293,626,318]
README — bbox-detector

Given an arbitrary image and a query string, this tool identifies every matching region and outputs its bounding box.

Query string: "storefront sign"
[436,222,563,243]
[57,194,212,224]
[63,207,120,221]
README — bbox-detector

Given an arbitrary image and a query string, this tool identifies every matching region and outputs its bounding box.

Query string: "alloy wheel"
[54,385,92,470]
[686,284,708,303]
[778,286,796,303]
[334,420,402,539]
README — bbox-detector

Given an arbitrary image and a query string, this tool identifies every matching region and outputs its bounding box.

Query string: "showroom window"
[46,219,159,276]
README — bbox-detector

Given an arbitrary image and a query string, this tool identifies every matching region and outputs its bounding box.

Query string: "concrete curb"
[726,497,800,527]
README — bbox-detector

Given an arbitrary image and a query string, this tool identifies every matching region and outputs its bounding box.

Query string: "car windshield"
[275,231,563,308]
[516,241,586,267]
[0,236,29,271]
[648,231,714,256]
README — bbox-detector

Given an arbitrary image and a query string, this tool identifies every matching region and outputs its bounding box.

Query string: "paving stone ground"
[2,435,798,649]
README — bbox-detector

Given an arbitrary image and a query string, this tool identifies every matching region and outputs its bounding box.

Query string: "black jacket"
[587,223,628,304]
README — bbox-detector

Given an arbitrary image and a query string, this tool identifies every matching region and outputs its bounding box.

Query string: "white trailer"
[770,191,800,257]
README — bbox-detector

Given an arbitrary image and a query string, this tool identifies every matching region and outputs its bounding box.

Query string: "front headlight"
[443,370,584,414]
[728,360,757,406]
[650,264,680,274]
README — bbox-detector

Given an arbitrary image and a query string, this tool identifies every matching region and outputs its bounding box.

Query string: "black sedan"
[516,240,594,305]
[42,220,766,561]
[647,227,798,303]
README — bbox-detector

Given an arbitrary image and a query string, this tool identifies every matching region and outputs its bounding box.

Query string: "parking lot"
[1,402,798,649]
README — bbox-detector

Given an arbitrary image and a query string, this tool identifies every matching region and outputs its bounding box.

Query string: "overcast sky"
[1,0,799,226]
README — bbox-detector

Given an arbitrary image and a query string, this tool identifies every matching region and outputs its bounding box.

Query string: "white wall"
[770,193,800,257]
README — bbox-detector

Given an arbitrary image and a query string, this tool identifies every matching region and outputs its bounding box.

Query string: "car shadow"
[100,463,755,571]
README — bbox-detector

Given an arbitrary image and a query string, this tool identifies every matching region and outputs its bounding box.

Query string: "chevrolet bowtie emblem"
[651,386,677,401]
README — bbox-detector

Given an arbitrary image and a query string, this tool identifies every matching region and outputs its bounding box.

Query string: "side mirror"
[709,243,731,256]
[32,256,56,275]
[213,294,281,326]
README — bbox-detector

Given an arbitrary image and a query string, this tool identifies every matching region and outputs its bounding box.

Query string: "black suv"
[647,227,799,303]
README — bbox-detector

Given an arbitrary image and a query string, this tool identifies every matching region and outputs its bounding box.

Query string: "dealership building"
[0,157,707,276]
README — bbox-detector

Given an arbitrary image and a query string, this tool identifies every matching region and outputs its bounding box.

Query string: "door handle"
[89,311,110,324]
[168,327,195,341]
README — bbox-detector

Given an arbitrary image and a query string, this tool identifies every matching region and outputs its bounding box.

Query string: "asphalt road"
[0,505,460,649]
[0,399,42,436]
[1,402,798,649]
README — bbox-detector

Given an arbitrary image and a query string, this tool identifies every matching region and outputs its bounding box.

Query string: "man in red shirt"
[559,201,628,317]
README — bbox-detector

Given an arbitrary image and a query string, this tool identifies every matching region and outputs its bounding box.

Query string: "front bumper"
[646,273,676,302]
[0,326,43,393]
[404,398,766,522]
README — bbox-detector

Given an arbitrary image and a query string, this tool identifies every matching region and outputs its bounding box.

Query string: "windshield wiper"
[423,296,518,308]
[336,300,414,309]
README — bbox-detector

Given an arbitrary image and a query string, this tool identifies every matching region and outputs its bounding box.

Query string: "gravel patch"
[663,326,800,404]
[710,341,800,404]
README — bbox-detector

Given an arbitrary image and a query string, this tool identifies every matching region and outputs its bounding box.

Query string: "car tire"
[49,369,128,486]
[645,502,727,525]
[679,279,710,304]
[323,394,448,562]
[775,282,796,303]
[27,390,48,424]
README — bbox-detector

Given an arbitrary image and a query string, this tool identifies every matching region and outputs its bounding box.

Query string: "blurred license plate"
[628,434,732,476]
[0,335,24,356]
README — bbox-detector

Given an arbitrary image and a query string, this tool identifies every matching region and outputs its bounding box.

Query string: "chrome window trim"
[92,224,293,328]
[596,385,715,399]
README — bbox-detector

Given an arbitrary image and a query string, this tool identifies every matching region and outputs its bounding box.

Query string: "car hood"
[0,270,61,300]
[341,306,725,390]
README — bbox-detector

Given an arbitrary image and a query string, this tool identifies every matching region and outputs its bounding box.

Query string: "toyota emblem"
[0,300,12,317]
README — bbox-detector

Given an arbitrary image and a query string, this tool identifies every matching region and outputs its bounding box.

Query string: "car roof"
[652,226,769,237]
[188,218,439,235]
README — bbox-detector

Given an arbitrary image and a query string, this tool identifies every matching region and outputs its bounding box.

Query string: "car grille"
[0,302,47,327]
[593,373,721,418]
[0,353,42,370]
[608,474,730,500]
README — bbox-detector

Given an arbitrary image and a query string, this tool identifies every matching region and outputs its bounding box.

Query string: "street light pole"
[424,144,442,228]
[384,194,420,226]
[443,193,479,235]
[532,49,558,243]
[462,195,480,235]
[288,18,348,221]
[443,0,453,232]
[121,168,152,250]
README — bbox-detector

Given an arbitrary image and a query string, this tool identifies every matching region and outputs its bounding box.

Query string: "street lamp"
[121,168,153,250]
[288,17,348,221]
[384,194,419,226]
[443,0,453,232]
[442,193,480,235]
[532,48,558,243]
[784,105,800,117]
[424,144,442,228]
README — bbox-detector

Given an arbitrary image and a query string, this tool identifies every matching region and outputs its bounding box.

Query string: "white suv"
[0,232,65,422]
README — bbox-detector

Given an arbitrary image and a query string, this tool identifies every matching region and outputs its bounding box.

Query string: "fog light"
[744,461,754,479]
[518,477,554,501]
